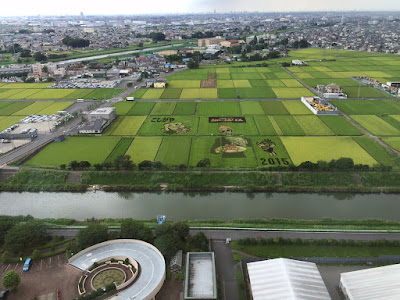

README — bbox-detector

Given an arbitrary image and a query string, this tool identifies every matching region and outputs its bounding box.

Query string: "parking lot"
[0,254,81,299]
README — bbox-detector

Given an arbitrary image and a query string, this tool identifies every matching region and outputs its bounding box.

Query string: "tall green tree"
[4,220,48,253]
[3,270,21,292]
[76,224,108,250]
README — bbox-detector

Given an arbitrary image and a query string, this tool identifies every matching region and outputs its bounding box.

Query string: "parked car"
[23,258,32,272]
[0,290,9,299]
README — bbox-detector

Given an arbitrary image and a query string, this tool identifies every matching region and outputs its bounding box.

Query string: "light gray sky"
[1,0,400,16]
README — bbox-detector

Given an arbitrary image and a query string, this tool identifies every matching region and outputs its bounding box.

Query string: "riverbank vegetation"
[3,168,400,193]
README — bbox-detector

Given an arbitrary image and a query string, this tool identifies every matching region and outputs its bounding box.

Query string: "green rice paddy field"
[24,98,400,169]
[0,84,124,100]
[19,49,400,169]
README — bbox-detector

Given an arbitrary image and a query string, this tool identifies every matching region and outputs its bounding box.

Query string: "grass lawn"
[281,173,355,186]
[272,88,315,98]
[1,83,53,89]
[66,89,93,99]
[281,137,378,166]
[342,86,391,98]
[150,102,176,115]
[260,101,289,115]
[253,116,277,135]
[293,115,334,136]
[240,101,265,115]
[281,79,303,88]
[231,73,262,80]
[0,102,12,109]
[11,101,53,116]
[155,136,191,165]
[233,80,252,88]
[331,100,400,115]
[252,136,292,167]
[160,89,182,99]
[217,80,235,88]
[105,138,134,163]
[197,89,218,99]
[128,89,147,100]
[265,80,286,88]
[111,116,147,136]
[6,89,42,99]
[25,136,121,167]
[37,102,73,115]
[189,137,223,167]
[141,89,164,100]
[231,242,400,258]
[112,102,136,116]
[382,137,400,152]
[272,116,305,136]
[25,89,76,100]
[249,80,268,87]
[318,116,362,136]
[218,88,237,99]
[127,102,155,115]
[353,137,396,167]
[180,89,199,99]
[360,173,400,187]
[351,115,400,136]
[221,139,258,169]
[0,116,24,131]
[167,80,200,89]
[84,89,124,100]
[138,116,198,136]
[125,137,163,164]
[197,116,259,136]
[282,101,313,115]
[0,101,34,115]
[380,115,400,131]
[217,73,232,80]
[0,89,30,99]
[236,88,276,99]
[173,102,197,115]
[196,101,241,116]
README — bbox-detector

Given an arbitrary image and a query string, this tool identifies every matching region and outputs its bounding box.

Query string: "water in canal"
[0,191,399,221]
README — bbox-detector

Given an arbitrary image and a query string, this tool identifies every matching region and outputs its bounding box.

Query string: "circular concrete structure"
[69,239,165,300]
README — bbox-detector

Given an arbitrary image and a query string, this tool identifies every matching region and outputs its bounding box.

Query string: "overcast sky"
[1,0,400,17]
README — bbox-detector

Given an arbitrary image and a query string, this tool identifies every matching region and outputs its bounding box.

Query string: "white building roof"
[247,258,331,300]
[340,264,400,300]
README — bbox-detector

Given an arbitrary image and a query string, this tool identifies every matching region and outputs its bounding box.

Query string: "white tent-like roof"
[340,263,400,300]
[247,258,331,300]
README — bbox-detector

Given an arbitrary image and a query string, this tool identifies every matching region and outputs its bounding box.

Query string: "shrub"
[32,249,40,260]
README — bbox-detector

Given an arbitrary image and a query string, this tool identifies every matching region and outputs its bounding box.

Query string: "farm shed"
[340,263,400,300]
[247,258,331,300]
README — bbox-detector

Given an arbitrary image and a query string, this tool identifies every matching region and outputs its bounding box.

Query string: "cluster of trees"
[148,32,166,42]
[62,36,90,48]
[0,216,49,255]
[62,160,92,171]
[293,39,311,49]
[63,155,137,171]
[33,51,47,62]
[296,157,389,172]
[68,220,208,262]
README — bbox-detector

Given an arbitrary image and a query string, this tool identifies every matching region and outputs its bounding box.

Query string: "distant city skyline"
[1,0,400,17]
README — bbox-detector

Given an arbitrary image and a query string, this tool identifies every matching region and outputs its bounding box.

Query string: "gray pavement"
[47,228,400,241]
[211,240,239,300]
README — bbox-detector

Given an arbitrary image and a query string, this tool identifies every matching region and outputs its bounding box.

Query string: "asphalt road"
[211,240,239,300]
[47,228,400,241]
